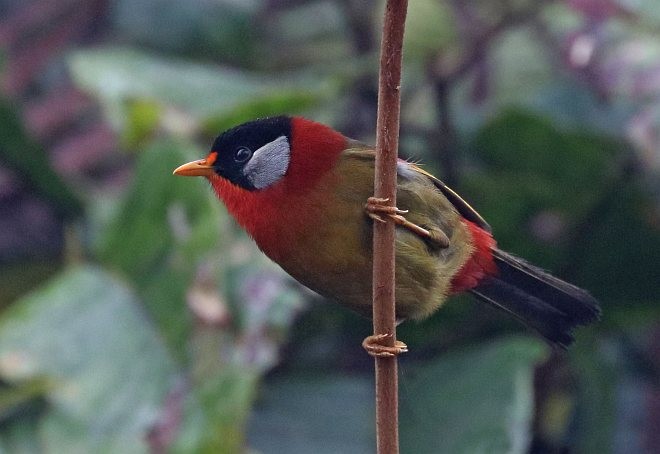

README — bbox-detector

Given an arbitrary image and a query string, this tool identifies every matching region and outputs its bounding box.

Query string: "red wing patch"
[450,220,498,293]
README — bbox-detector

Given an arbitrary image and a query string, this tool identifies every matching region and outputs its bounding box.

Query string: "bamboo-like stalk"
[372,1,408,453]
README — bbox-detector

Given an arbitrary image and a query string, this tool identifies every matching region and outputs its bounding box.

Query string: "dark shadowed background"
[1,0,659,453]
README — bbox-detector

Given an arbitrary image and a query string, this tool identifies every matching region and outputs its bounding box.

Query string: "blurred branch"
[0,97,83,220]
[340,0,375,55]
[428,0,552,185]
[338,0,378,138]
[532,17,610,102]
[440,0,552,84]
[430,78,459,186]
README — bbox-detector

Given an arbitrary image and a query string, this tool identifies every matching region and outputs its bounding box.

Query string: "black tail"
[470,249,601,348]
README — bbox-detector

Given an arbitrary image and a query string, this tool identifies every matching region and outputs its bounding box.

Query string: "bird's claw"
[427,228,450,249]
[364,197,450,249]
[362,333,408,358]
[365,197,409,223]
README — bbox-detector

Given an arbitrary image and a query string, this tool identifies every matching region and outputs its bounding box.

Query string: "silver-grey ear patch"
[244,135,290,189]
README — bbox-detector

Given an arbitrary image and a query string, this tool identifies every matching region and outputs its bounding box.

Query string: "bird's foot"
[426,227,450,249]
[365,197,449,248]
[362,333,408,358]
[365,197,409,221]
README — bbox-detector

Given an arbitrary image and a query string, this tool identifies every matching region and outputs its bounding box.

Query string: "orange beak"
[173,152,217,177]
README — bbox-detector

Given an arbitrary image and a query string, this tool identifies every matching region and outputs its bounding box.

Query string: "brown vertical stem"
[372,1,408,453]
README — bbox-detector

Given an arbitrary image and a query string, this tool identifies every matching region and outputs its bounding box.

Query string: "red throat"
[207,117,347,257]
[284,117,348,193]
[450,220,498,293]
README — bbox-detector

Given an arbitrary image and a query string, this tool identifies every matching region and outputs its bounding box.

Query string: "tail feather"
[470,249,601,348]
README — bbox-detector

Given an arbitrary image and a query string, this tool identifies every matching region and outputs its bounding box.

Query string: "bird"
[173,116,600,356]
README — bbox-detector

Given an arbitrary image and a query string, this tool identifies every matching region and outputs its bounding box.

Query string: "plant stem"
[372,1,407,453]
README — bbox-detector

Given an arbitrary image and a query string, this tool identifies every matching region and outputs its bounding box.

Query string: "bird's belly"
[271,206,375,318]
[269,208,468,321]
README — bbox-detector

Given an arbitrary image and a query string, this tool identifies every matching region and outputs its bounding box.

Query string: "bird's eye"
[234,147,252,163]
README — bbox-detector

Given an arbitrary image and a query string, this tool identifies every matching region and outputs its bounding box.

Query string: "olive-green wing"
[405,162,491,233]
[344,145,492,233]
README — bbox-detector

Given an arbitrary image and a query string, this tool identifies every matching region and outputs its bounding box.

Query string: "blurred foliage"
[466,108,621,267]
[68,47,332,138]
[0,267,175,453]
[1,0,660,453]
[400,337,547,453]
[247,337,547,454]
[97,140,219,352]
[0,97,83,220]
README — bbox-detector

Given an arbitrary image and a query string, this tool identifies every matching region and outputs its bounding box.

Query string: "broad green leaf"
[0,378,50,421]
[68,47,330,135]
[247,374,374,454]
[570,338,618,454]
[245,338,546,454]
[121,99,162,150]
[97,139,224,352]
[401,0,455,60]
[171,268,306,453]
[472,109,615,180]
[112,0,259,64]
[97,139,221,277]
[465,109,620,265]
[202,90,321,136]
[0,261,60,311]
[400,337,548,454]
[0,266,176,454]
[568,183,660,309]
[490,27,554,107]
[0,97,82,220]
[0,417,42,454]
[173,367,260,454]
[261,1,351,66]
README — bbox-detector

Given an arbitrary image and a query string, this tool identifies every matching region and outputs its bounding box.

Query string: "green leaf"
[0,97,83,220]
[245,337,546,454]
[173,367,261,454]
[97,139,224,352]
[0,266,176,453]
[113,0,259,64]
[568,184,660,308]
[98,140,220,276]
[465,109,620,264]
[121,99,162,150]
[68,47,329,135]
[472,109,616,181]
[0,261,61,312]
[400,337,548,454]
[202,90,320,136]
[569,338,618,453]
[488,27,554,107]
[0,418,42,454]
[247,375,375,454]
[401,0,455,60]
[0,378,50,421]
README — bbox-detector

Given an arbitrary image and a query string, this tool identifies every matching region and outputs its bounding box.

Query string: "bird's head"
[173,116,347,194]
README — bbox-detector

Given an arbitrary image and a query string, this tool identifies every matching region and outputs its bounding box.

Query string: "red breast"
[207,117,347,258]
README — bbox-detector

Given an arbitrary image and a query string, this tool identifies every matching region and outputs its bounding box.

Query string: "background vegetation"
[1,0,659,452]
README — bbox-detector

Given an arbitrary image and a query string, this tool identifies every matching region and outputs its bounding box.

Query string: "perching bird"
[174,116,600,354]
